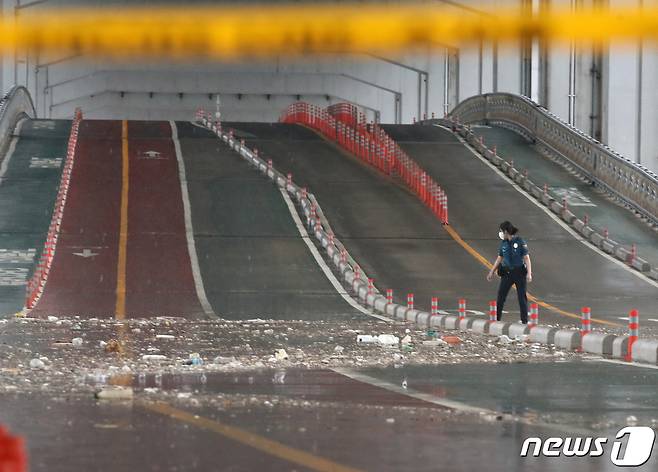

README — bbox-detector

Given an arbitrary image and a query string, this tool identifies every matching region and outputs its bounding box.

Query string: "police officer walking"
[486,221,533,323]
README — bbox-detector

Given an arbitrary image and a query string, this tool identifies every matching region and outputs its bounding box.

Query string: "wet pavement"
[230,122,498,320]
[175,121,360,319]
[471,125,658,268]
[382,124,658,329]
[2,119,658,471]
[0,119,70,316]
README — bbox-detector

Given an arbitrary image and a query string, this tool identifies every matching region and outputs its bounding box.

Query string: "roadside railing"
[0,86,35,156]
[25,109,83,310]
[281,101,448,224]
[444,93,658,227]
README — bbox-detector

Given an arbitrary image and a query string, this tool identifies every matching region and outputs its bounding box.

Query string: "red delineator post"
[581,307,591,336]
[627,309,639,361]
[458,299,466,320]
[407,293,414,310]
[431,297,439,316]
[529,303,539,328]
[489,301,497,322]
[367,278,374,295]
[386,289,393,305]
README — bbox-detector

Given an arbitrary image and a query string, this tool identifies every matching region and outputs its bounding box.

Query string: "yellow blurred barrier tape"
[6,5,658,58]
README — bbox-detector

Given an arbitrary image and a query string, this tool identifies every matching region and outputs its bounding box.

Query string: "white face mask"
[498,230,505,240]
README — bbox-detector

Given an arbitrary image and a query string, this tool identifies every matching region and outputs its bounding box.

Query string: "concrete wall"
[0,0,657,172]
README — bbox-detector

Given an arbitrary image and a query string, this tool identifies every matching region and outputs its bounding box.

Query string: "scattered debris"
[441,336,462,345]
[72,337,83,348]
[95,387,134,401]
[275,349,289,361]
[155,334,175,340]
[104,339,123,354]
[142,354,168,362]
[29,358,46,369]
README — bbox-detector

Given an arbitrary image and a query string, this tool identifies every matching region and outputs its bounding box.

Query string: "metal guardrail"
[446,93,658,227]
[0,86,35,157]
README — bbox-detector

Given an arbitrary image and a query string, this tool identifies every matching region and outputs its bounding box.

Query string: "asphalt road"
[229,122,496,320]
[383,124,658,328]
[0,119,70,316]
[471,125,658,269]
[175,121,361,320]
[3,361,657,472]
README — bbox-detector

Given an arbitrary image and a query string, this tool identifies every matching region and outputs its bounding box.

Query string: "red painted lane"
[32,120,122,317]
[125,121,203,317]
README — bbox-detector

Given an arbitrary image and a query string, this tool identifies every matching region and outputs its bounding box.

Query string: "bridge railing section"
[0,86,35,156]
[25,109,82,310]
[445,93,658,227]
[326,102,366,128]
[280,101,448,224]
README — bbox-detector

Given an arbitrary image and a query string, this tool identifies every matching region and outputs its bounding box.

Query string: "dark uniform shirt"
[498,236,529,268]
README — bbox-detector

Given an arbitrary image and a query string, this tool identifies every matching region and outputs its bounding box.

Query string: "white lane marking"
[442,125,658,290]
[170,121,215,318]
[0,268,29,286]
[550,186,596,207]
[72,248,98,258]
[589,358,658,371]
[278,187,389,321]
[0,249,36,263]
[32,121,55,130]
[332,367,594,435]
[0,118,26,181]
[647,319,658,323]
[332,367,494,413]
[29,157,62,169]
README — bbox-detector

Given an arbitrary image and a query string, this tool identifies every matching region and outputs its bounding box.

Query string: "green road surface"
[176,121,362,320]
[0,119,69,316]
[472,125,658,269]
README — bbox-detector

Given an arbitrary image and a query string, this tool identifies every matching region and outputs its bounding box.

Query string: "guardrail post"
[529,303,539,328]
[627,309,639,361]
[458,298,466,320]
[489,301,497,322]
[581,307,591,336]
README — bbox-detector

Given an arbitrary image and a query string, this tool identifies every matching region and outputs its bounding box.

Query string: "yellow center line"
[141,401,364,472]
[443,224,621,327]
[115,120,129,320]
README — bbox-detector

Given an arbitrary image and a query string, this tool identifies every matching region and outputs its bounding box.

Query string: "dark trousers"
[497,266,528,323]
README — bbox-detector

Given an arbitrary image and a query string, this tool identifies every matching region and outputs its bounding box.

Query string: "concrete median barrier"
[600,238,617,255]
[561,209,577,225]
[582,332,616,356]
[373,296,387,313]
[443,315,460,330]
[529,326,558,344]
[405,309,420,322]
[631,340,658,365]
[394,305,407,320]
[612,336,630,359]
[428,314,446,328]
[457,317,476,330]
[508,323,530,338]
[471,319,491,334]
[488,321,511,336]
[554,329,581,350]
[415,311,431,326]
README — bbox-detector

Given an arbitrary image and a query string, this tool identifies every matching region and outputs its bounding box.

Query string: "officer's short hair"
[500,221,518,235]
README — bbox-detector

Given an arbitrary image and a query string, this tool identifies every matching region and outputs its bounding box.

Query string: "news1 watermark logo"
[520,427,656,466]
